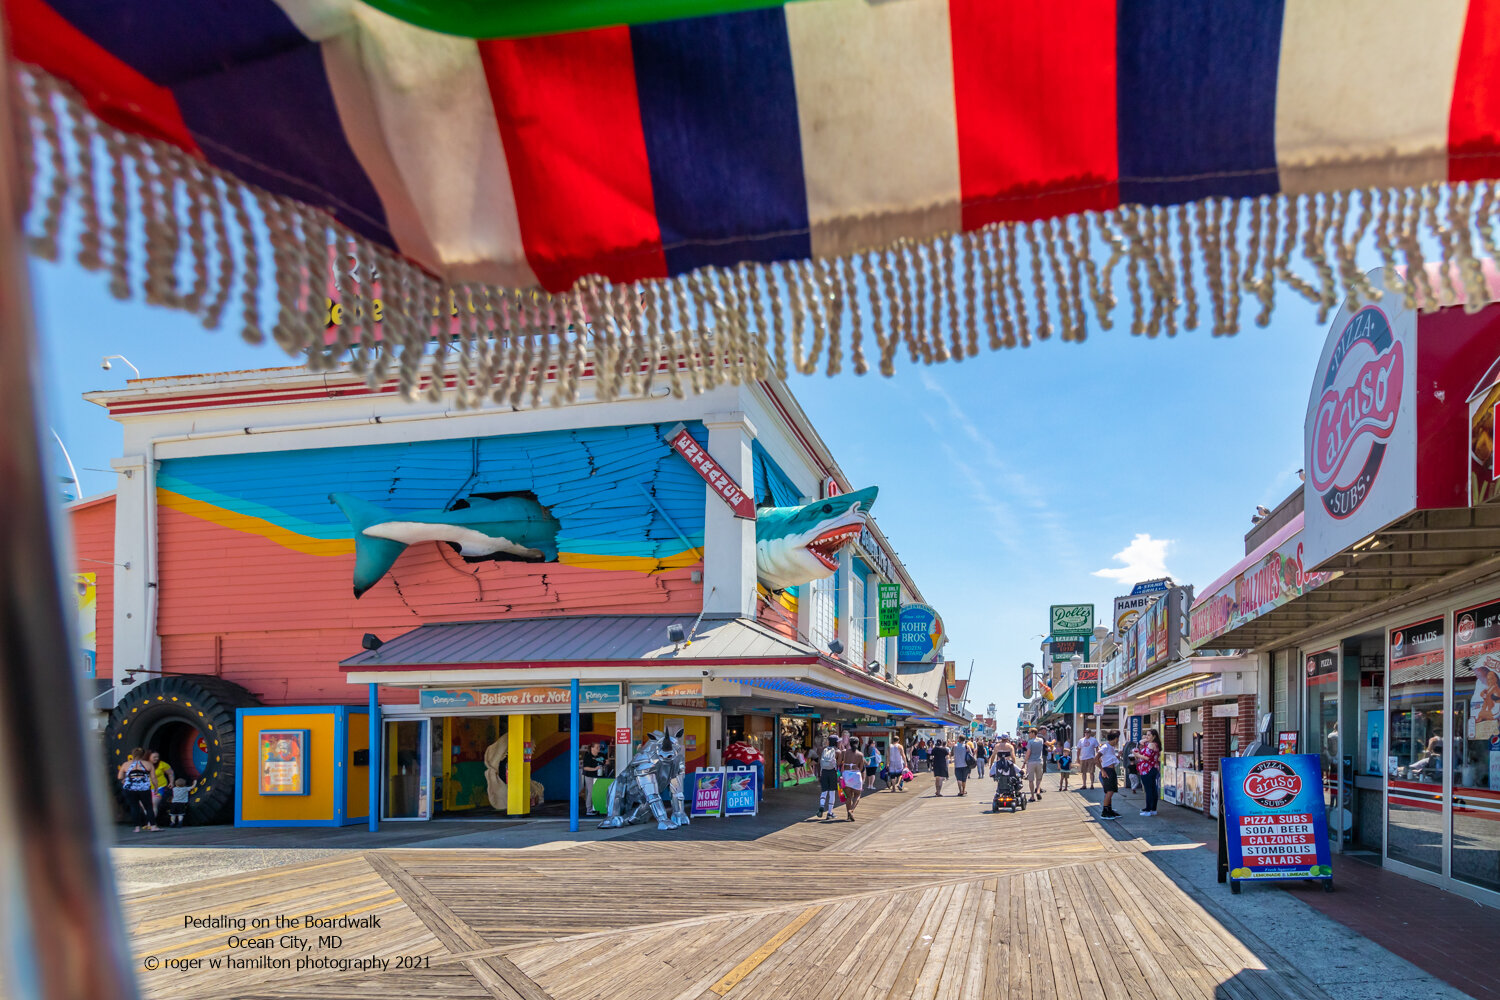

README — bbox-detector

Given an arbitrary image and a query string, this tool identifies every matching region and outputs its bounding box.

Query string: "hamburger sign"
[1303,292,1417,571]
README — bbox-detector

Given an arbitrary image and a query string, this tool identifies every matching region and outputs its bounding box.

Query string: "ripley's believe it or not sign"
[1219,754,1332,886]
[1303,298,1417,570]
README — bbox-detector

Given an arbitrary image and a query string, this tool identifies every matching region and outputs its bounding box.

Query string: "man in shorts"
[1097,730,1122,819]
[1076,730,1099,789]
[1024,729,1046,800]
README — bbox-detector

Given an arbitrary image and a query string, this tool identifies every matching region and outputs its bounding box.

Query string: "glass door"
[1453,599,1500,893]
[1306,648,1344,846]
[383,718,431,820]
[1386,618,1445,873]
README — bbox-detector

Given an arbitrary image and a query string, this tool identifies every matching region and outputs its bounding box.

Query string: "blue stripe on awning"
[730,677,911,715]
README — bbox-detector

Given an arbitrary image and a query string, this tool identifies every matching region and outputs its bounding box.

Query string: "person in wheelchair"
[989,749,1026,812]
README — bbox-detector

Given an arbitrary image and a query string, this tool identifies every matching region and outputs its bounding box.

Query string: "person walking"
[816,735,840,820]
[1023,729,1046,801]
[887,739,908,792]
[1136,728,1162,816]
[117,748,157,832]
[1097,730,1122,819]
[863,740,882,792]
[952,737,974,796]
[839,738,866,821]
[581,740,609,816]
[1076,731,1099,790]
[149,751,174,828]
[930,738,951,796]
[1056,738,1072,792]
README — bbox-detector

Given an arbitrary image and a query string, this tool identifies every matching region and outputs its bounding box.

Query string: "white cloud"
[1093,533,1173,584]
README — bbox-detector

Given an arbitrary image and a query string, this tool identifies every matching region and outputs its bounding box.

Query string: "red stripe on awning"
[480,28,667,292]
[6,0,200,154]
[949,0,1118,227]
[1449,0,1500,182]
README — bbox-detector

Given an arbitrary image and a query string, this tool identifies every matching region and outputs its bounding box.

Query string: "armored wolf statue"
[598,727,691,831]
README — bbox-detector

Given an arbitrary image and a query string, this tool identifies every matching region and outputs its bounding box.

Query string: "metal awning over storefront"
[340,613,946,718]
[341,614,821,671]
[1100,656,1256,714]
[715,677,912,716]
[1203,506,1500,651]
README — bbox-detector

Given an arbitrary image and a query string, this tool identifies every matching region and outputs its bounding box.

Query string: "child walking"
[168,777,193,826]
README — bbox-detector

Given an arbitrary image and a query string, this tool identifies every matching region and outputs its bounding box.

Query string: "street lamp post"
[1069,654,1083,755]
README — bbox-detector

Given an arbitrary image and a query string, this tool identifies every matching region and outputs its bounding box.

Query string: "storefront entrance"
[1302,594,1500,905]
[384,718,430,821]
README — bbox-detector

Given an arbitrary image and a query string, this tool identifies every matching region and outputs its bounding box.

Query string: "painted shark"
[330,493,560,598]
[754,486,878,591]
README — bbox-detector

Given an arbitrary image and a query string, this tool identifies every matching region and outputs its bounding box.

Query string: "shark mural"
[332,492,561,598]
[754,487,878,591]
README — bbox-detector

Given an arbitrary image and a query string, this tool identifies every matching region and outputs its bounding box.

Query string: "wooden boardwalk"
[117,782,1328,1000]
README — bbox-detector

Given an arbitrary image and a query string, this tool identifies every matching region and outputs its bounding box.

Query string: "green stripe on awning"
[358,0,812,39]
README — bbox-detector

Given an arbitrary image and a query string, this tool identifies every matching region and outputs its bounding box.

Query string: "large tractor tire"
[104,675,260,825]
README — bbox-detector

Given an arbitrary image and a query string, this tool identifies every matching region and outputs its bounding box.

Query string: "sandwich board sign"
[689,769,725,818]
[723,768,760,816]
[1217,754,1332,894]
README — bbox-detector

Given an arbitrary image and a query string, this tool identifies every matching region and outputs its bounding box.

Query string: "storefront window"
[1306,649,1342,843]
[1387,618,1445,873]
[1453,600,1500,893]
[809,573,836,650]
[849,573,866,666]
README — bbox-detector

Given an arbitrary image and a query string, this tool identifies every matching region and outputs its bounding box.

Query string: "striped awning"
[727,676,913,716]
[15,1,1500,403]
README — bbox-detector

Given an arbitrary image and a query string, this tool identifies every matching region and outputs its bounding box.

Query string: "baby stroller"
[990,755,1026,813]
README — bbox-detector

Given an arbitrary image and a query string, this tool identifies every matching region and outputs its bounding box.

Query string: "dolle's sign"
[1303,294,1417,570]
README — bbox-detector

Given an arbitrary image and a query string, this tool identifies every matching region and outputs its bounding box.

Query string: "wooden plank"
[707,904,823,996]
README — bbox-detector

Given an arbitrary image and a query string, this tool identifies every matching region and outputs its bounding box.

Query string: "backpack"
[819,746,838,770]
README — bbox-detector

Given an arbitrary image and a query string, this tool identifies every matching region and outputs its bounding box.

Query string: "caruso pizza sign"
[1303,297,1417,571]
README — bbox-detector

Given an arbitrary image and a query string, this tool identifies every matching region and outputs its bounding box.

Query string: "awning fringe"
[21,67,1500,409]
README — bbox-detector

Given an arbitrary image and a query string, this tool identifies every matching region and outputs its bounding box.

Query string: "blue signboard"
[897,603,945,663]
[1131,578,1172,595]
[419,683,621,711]
[723,768,760,816]
[1127,715,1143,747]
[1218,754,1332,892]
[689,771,724,818]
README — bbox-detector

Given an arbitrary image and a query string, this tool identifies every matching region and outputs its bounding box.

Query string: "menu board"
[1455,599,1500,744]
[1390,617,1445,680]
[1218,754,1332,890]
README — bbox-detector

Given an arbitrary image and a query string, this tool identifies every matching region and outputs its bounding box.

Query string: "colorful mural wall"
[752,442,801,639]
[155,424,709,704]
[69,496,114,680]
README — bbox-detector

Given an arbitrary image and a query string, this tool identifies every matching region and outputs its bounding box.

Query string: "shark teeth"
[806,524,862,570]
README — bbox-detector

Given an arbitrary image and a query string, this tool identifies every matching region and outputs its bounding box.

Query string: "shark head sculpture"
[754,486,878,591]
[331,492,561,598]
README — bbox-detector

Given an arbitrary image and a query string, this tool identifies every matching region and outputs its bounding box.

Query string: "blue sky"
[33,246,1339,729]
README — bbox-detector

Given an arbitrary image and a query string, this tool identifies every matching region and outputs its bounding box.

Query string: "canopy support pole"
[368,684,380,832]
[569,679,580,833]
